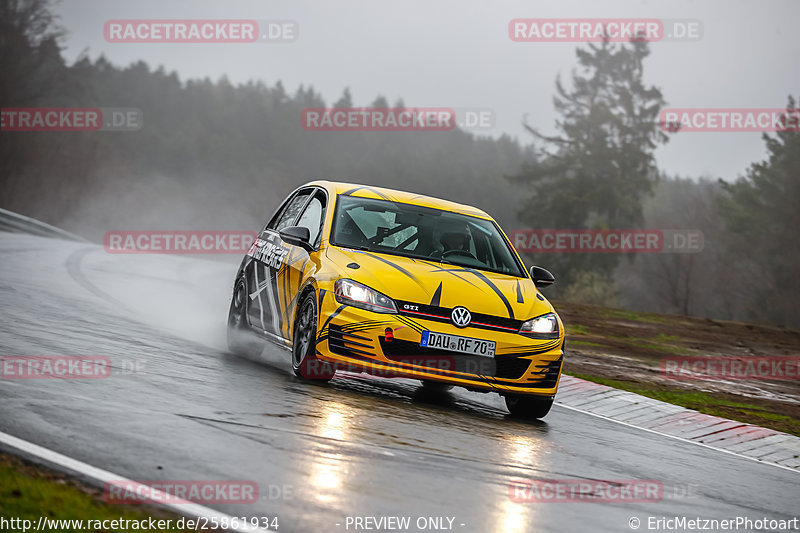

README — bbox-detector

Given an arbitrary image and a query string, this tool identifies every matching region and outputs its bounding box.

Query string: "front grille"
[379,337,531,380]
[395,300,521,333]
[395,300,559,340]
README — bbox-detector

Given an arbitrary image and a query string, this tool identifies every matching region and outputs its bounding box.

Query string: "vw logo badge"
[451,306,472,328]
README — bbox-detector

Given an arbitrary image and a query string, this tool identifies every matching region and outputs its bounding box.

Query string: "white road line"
[555,403,800,475]
[0,430,272,532]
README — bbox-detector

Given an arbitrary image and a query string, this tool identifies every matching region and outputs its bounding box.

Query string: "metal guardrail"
[0,207,88,242]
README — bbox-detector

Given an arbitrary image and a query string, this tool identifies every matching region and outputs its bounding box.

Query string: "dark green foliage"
[718,96,800,326]
[0,0,529,241]
[510,40,669,288]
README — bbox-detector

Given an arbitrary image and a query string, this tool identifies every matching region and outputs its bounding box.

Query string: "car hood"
[325,245,554,321]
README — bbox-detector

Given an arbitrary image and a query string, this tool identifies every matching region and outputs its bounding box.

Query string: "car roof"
[305,180,493,220]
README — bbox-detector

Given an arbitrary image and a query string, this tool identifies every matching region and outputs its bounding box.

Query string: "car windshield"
[330,195,525,277]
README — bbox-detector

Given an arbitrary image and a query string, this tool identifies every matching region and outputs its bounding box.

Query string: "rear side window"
[268,191,311,231]
[295,192,327,246]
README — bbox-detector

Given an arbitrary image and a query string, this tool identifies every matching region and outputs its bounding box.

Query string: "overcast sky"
[55,0,799,181]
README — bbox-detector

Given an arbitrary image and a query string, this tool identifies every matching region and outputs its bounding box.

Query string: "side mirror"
[530,265,555,288]
[279,226,312,250]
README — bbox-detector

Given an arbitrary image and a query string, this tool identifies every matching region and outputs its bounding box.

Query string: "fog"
[53,0,800,180]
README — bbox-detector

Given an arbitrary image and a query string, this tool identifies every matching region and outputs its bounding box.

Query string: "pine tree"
[718,95,800,326]
[511,39,669,289]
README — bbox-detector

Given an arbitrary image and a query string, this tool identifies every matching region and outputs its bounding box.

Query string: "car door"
[277,189,327,339]
[246,188,312,340]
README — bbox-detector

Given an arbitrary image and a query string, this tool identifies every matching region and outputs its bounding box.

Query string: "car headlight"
[519,312,559,337]
[334,279,397,314]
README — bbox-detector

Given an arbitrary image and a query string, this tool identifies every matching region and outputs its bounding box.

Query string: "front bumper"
[315,305,564,396]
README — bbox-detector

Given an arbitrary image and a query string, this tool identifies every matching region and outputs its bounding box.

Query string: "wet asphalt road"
[0,232,797,533]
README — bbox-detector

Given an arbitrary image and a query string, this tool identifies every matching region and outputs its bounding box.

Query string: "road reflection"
[494,434,542,533]
[308,400,352,503]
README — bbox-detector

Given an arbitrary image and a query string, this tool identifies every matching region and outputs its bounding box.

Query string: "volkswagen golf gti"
[227,181,564,419]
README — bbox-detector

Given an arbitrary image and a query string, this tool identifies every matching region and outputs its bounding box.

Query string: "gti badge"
[451,306,472,328]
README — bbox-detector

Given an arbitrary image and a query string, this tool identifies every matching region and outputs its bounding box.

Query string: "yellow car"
[227,181,564,419]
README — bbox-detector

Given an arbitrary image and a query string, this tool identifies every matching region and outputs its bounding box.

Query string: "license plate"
[420,331,496,357]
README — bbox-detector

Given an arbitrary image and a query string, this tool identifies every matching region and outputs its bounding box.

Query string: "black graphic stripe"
[421,261,480,288]
[333,331,372,343]
[427,265,515,319]
[341,319,384,329]
[430,282,443,307]
[464,268,515,319]
[281,249,295,319]
[499,340,562,356]
[363,252,422,285]
[340,321,384,333]
[286,257,308,317]
[396,315,426,334]
[270,267,283,333]
[343,186,392,200]
[507,338,562,351]
[319,304,346,337]
[342,321,393,333]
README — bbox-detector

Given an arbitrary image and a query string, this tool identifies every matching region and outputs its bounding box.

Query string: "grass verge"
[0,453,215,533]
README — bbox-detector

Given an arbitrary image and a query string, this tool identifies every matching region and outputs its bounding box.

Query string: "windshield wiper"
[417,255,458,267]
[336,244,372,252]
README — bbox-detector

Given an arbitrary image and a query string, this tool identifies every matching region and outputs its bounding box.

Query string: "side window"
[268,191,311,231]
[295,193,327,246]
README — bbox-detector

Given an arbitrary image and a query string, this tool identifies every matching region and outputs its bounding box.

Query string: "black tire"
[505,394,554,420]
[419,380,453,392]
[292,292,335,381]
[226,277,249,354]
